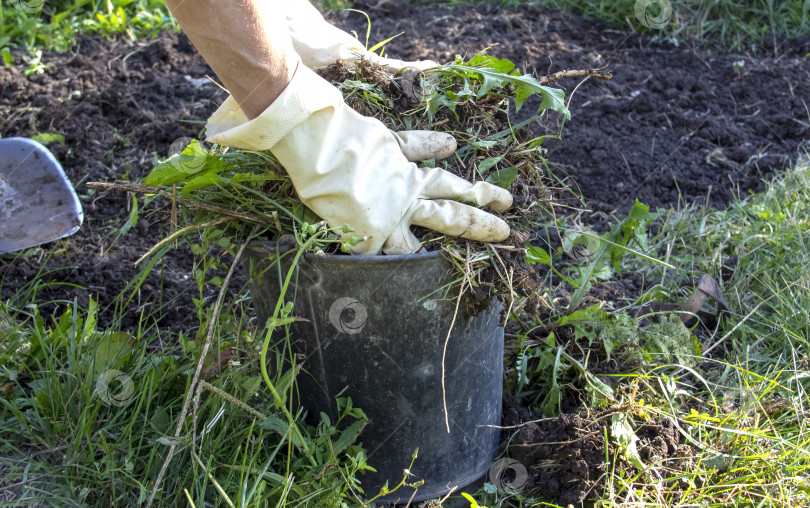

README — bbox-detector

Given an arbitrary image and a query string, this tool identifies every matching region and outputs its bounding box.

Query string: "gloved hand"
[283,0,437,72]
[206,66,512,255]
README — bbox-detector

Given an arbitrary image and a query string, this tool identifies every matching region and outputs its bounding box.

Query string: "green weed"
[0,227,378,506]
[0,0,176,52]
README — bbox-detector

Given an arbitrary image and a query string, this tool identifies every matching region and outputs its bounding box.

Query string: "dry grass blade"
[538,68,612,84]
[134,217,232,266]
[85,181,278,225]
[144,229,255,508]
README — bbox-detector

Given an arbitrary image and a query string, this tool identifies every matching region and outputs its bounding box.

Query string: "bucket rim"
[245,240,443,263]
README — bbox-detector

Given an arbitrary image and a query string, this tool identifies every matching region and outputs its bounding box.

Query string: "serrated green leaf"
[332,419,366,456]
[556,304,636,360]
[259,416,290,436]
[1,48,13,66]
[640,314,697,368]
[607,199,655,274]
[444,64,570,117]
[427,89,461,120]
[622,199,652,242]
[533,85,568,117]
[240,375,263,395]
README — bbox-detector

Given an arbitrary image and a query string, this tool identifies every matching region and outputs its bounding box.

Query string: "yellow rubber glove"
[206,66,512,255]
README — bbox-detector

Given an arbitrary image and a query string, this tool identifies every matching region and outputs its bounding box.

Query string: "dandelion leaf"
[332,419,365,456]
[444,53,570,116]
[640,314,697,368]
[555,304,636,361]
[607,199,655,274]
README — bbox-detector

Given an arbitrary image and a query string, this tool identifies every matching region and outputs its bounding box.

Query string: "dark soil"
[502,402,694,505]
[1,33,227,331]
[2,2,808,504]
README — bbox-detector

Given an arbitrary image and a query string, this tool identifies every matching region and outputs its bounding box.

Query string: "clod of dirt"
[503,409,694,506]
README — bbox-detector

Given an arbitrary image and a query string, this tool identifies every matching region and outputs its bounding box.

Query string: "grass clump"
[500,157,810,506]
[622,160,810,504]
[0,0,176,53]
[0,237,381,506]
[512,0,810,50]
[120,52,600,315]
[0,0,353,55]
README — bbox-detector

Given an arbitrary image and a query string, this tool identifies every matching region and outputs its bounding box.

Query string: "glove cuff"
[205,65,343,151]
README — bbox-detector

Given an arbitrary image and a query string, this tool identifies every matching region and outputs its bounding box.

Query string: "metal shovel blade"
[0,137,84,254]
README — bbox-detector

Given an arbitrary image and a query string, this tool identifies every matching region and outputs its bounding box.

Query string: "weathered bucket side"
[244,242,503,503]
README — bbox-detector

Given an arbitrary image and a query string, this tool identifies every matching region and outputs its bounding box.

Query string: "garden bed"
[2,1,809,505]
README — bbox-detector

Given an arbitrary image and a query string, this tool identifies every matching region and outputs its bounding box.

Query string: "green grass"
[0,240,377,507]
[0,0,175,53]
[4,0,806,59]
[528,0,810,50]
[0,0,354,54]
[505,157,810,506]
[618,159,810,505]
[421,0,809,50]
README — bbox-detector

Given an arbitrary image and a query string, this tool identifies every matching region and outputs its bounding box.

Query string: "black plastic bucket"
[244,242,503,503]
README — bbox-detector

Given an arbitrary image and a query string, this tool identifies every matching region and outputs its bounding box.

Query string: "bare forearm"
[165,0,299,119]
